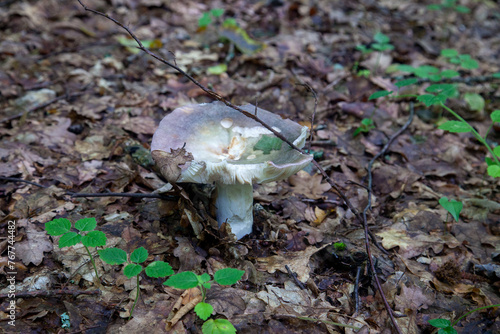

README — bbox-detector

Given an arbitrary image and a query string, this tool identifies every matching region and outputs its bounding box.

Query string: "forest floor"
[1,0,500,333]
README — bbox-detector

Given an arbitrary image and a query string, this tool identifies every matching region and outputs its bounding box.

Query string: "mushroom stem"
[215,183,253,239]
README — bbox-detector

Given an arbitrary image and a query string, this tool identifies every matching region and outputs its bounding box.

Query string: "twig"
[284,265,306,290]
[361,102,415,334]
[0,177,46,188]
[354,265,362,314]
[69,191,177,200]
[0,289,100,299]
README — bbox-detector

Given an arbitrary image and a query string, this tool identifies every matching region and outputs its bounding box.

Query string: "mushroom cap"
[151,101,312,185]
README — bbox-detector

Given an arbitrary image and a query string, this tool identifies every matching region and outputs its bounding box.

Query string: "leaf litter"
[0,0,499,333]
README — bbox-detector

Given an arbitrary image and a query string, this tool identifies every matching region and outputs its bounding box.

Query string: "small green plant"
[198,8,225,29]
[355,32,394,75]
[45,217,107,281]
[438,197,463,222]
[368,50,500,178]
[333,242,347,252]
[427,0,470,13]
[353,118,375,137]
[428,304,500,333]
[164,268,245,334]
[98,246,173,318]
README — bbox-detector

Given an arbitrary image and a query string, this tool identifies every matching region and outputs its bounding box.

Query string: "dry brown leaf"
[151,148,194,183]
[288,171,331,200]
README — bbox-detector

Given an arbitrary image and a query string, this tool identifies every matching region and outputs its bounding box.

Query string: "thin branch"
[361,102,415,334]
[69,191,177,200]
[285,265,306,290]
[0,177,46,188]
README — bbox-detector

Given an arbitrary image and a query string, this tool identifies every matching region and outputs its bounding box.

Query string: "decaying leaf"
[151,148,194,183]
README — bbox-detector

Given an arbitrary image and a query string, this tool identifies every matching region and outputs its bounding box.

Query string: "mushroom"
[151,101,312,239]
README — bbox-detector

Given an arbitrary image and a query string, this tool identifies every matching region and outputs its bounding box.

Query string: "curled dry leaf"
[151,147,194,183]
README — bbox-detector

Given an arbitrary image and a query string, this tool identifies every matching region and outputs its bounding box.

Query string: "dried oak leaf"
[288,171,331,200]
[151,148,193,183]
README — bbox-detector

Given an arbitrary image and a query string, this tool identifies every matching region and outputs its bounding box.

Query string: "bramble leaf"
[491,110,500,123]
[164,271,199,289]
[214,268,244,285]
[438,121,472,133]
[368,90,392,100]
[81,230,106,247]
[428,318,452,328]
[395,78,418,88]
[75,217,97,232]
[130,247,148,264]
[202,319,236,334]
[46,218,71,236]
[194,302,213,320]
[145,261,174,278]
[98,248,127,265]
[124,264,142,278]
[59,232,82,248]
[487,165,500,178]
[441,49,458,57]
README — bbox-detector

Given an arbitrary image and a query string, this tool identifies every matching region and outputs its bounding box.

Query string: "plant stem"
[129,275,141,319]
[452,304,500,326]
[84,245,100,283]
[440,103,500,166]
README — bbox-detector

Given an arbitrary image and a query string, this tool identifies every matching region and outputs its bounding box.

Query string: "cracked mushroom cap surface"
[151,101,312,185]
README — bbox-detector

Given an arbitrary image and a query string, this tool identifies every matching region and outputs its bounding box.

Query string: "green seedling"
[60,312,70,329]
[45,217,107,281]
[356,32,394,75]
[353,118,375,137]
[427,0,470,13]
[198,8,225,29]
[428,303,500,334]
[164,268,244,334]
[333,242,347,252]
[369,50,500,178]
[98,246,173,318]
[438,197,463,222]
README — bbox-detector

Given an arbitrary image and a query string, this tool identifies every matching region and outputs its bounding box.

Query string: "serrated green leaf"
[207,64,227,75]
[45,218,71,236]
[464,93,484,111]
[427,4,442,10]
[417,94,445,107]
[428,318,452,328]
[130,247,148,264]
[145,261,174,278]
[194,302,213,320]
[368,90,392,100]
[460,58,479,70]
[124,263,143,278]
[395,78,418,88]
[210,8,224,17]
[164,271,199,289]
[198,12,212,28]
[441,49,458,57]
[81,230,107,247]
[488,165,500,178]
[59,232,82,248]
[253,135,283,154]
[98,248,127,265]
[426,84,456,97]
[438,121,472,133]
[373,32,390,44]
[396,64,416,73]
[440,69,459,78]
[199,273,211,284]
[485,157,495,166]
[493,146,500,158]
[203,282,212,289]
[439,197,463,222]
[202,319,236,334]
[75,217,97,231]
[414,65,439,79]
[491,110,500,122]
[214,268,244,285]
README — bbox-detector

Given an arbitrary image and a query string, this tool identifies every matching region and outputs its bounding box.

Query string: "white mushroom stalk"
[151,101,312,239]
